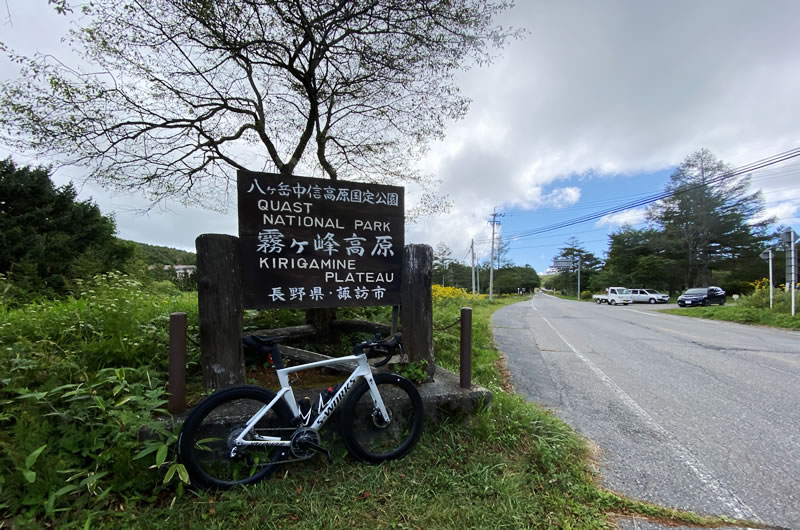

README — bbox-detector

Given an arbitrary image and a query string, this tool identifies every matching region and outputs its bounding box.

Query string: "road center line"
[539,314,760,522]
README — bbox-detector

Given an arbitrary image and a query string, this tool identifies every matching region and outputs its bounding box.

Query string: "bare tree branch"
[1,0,521,211]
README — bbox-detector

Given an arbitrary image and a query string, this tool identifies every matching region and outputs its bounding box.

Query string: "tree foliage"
[647,149,770,287]
[1,0,518,212]
[492,265,539,294]
[0,158,133,297]
[549,237,602,294]
[130,241,197,266]
[493,235,514,269]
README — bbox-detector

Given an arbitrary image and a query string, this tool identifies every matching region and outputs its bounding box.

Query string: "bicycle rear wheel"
[178,385,293,489]
[339,373,424,463]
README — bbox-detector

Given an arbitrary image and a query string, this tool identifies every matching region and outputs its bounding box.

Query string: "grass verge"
[662,305,800,330]
[2,290,761,528]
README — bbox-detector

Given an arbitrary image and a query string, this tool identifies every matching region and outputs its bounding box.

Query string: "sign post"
[237,170,404,310]
[553,258,575,270]
[759,248,774,309]
[780,228,798,317]
[552,258,577,297]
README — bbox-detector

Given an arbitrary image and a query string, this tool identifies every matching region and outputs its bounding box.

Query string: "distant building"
[165,265,197,278]
[147,264,197,278]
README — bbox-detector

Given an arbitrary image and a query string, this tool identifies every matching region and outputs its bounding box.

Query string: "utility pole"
[476,259,480,294]
[789,230,797,316]
[488,209,504,300]
[470,239,476,296]
[781,227,798,317]
[577,255,581,301]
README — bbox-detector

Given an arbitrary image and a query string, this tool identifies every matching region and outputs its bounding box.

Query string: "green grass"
[1,286,758,528]
[662,304,800,329]
[662,289,799,330]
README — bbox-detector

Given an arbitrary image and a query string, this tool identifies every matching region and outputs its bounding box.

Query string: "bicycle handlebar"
[353,332,403,368]
[242,335,286,369]
[242,332,403,370]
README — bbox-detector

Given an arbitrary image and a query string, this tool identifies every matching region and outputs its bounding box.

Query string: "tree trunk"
[400,244,435,381]
[306,307,338,343]
[196,234,246,390]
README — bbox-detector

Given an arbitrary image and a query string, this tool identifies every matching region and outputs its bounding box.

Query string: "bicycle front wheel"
[339,373,424,463]
[178,385,293,489]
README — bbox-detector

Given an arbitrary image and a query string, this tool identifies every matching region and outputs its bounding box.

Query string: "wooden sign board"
[237,170,404,309]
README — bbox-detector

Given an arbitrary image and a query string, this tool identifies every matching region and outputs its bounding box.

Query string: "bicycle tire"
[178,385,294,489]
[339,373,424,463]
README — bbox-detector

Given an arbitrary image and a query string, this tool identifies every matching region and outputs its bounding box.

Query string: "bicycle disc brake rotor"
[371,407,393,429]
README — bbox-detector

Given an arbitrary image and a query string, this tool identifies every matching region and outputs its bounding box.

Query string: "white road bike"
[178,333,424,489]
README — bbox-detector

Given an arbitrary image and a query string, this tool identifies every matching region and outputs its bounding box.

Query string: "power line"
[477,147,800,244]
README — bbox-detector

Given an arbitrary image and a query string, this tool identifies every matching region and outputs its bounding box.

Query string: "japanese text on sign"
[237,171,404,309]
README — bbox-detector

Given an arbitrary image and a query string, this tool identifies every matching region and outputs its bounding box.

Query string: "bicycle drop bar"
[242,335,286,369]
[354,332,402,368]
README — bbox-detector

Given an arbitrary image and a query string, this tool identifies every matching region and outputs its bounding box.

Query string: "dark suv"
[677,286,726,307]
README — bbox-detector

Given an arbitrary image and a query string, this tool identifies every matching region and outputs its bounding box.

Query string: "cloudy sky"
[2,1,800,275]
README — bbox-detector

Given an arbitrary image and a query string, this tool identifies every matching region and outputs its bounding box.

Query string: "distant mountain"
[127,240,196,265]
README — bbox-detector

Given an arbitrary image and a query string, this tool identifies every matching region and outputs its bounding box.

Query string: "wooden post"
[400,244,435,381]
[460,307,472,389]
[391,305,399,335]
[168,312,187,414]
[196,234,246,390]
[306,307,337,343]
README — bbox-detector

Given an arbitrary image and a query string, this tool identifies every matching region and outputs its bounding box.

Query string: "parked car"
[677,286,726,307]
[629,288,670,304]
[592,287,633,305]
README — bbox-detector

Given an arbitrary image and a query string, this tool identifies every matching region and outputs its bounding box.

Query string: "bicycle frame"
[233,353,391,449]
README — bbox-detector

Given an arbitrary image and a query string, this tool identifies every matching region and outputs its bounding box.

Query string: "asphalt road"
[492,294,800,529]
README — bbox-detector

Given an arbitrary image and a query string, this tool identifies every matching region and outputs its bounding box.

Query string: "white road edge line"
[621,308,662,317]
[539,314,760,523]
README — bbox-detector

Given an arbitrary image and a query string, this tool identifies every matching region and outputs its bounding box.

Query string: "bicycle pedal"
[302,440,333,463]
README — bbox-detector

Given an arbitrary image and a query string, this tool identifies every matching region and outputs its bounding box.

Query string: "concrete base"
[416,365,492,424]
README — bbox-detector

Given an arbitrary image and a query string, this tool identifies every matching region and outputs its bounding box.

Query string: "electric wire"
[474,147,800,244]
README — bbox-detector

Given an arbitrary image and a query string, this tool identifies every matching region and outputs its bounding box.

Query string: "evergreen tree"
[647,149,771,287]
[0,159,133,297]
[551,237,602,294]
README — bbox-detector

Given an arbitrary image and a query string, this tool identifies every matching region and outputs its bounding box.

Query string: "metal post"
[471,239,476,296]
[577,256,581,301]
[460,307,472,389]
[168,312,187,414]
[768,248,773,309]
[790,230,797,316]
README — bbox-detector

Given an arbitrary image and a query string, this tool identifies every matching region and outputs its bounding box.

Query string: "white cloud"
[3,1,800,262]
[405,0,800,261]
[595,208,649,228]
[542,187,581,209]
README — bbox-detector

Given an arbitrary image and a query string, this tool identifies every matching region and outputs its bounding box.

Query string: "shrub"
[737,279,798,313]
[720,279,754,297]
[0,273,196,522]
[0,272,198,370]
[431,284,470,303]
[0,367,181,520]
